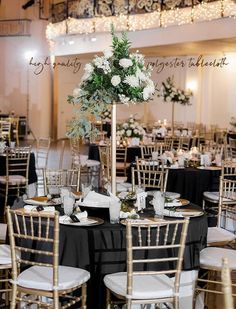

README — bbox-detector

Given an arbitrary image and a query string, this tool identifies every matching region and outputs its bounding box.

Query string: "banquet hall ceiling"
[74,37,236,59]
[136,37,236,57]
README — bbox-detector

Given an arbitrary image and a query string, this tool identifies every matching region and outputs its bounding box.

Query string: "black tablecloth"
[89,144,141,163]
[0,153,37,185]
[166,167,220,205]
[59,207,207,309]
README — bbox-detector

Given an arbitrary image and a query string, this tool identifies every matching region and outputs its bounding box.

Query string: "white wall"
[0,0,52,138]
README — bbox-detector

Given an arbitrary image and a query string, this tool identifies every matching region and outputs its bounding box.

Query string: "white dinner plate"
[163,209,204,218]
[59,216,104,226]
[150,199,189,207]
[76,200,110,208]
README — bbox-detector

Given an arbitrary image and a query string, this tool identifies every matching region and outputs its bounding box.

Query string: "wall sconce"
[186,80,197,93]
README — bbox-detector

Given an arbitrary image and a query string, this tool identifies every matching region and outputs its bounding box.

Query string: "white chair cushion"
[165,192,181,200]
[86,159,100,167]
[104,272,174,299]
[17,265,90,291]
[0,244,12,265]
[200,247,236,270]
[203,191,236,203]
[207,227,236,245]
[0,175,26,185]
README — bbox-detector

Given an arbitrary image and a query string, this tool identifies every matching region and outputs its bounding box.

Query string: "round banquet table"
[59,206,207,309]
[166,167,220,206]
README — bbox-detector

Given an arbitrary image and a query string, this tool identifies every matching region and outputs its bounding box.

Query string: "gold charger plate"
[24,196,62,206]
[174,208,204,217]
[150,199,189,207]
[179,199,190,206]
[120,218,167,226]
[59,216,104,226]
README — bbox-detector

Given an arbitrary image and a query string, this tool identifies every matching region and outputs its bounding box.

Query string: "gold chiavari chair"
[6,207,90,309]
[222,258,235,309]
[202,160,236,211]
[104,218,189,309]
[0,147,31,217]
[35,137,51,195]
[35,137,51,169]
[43,168,81,196]
[194,248,236,309]
[99,145,132,191]
[9,117,20,146]
[229,138,236,159]
[140,144,157,159]
[0,120,11,144]
[163,137,173,151]
[0,244,13,306]
[132,158,168,192]
[206,176,236,247]
[116,146,129,177]
[172,137,181,150]
[180,136,191,151]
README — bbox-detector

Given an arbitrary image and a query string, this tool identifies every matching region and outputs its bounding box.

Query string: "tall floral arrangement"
[117,115,145,139]
[67,26,155,138]
[157,77,192,105]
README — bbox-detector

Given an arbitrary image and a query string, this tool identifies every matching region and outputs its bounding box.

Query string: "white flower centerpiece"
[117,115,145,146]
[67,26,155,193]
[157,76,192,135]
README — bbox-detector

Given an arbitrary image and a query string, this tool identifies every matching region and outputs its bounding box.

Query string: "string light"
[46,0,236,41]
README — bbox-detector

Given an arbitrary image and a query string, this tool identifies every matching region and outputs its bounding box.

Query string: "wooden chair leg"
[10,284,17,309]
[106,288,111,309]
[81,283,87,309]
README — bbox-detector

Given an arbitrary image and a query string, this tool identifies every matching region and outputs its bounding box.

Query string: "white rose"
[130,124,135,129]
[111,75,121,87]
[123,123,128,129]
[126,130,132,137]
[119,58,133,68]
[134,129,138,134]
[103,49,113,58]
[84,63,94,74]
[118,94,130,104]
[166,96,171,102]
